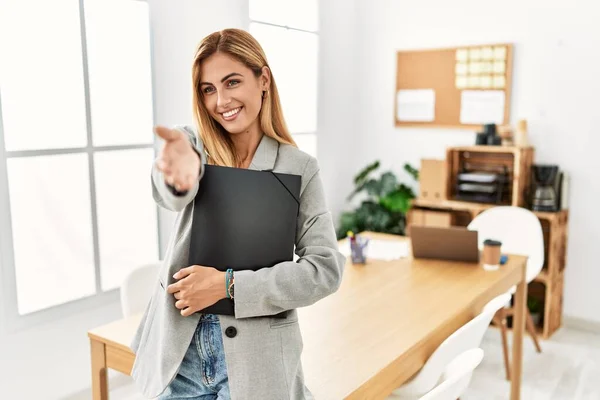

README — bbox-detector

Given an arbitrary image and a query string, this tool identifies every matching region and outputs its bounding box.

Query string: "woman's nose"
[217,91,232,108]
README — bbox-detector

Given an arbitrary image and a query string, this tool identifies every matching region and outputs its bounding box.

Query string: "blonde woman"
[130,29,345,400]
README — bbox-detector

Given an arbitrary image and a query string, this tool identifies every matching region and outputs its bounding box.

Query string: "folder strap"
[264,170,300,214]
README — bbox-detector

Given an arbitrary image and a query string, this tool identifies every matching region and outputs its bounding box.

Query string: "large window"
[249,0,318,158]
[0,0,158,318]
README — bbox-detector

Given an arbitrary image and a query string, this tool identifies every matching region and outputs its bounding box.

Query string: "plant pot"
[530,312,542,328]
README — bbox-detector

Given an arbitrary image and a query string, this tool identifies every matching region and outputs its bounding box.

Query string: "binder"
[188,165,301,316]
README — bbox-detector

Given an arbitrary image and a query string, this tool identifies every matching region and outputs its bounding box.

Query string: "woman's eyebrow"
[220,72,243,82]
[199,72,243,86]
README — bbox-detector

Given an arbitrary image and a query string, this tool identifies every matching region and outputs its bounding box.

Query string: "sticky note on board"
[493,75,506,89]
[468,75,481,88]
[480,76,492,88]
[469,48,482,61]
[480,62,492,74]
[455,62,468,75]
[493,61,506,74]
[481,46,494,60]
[469,62,482,74]
[456,49,469,62]
[494,46,507,60]
[456,76,468,89]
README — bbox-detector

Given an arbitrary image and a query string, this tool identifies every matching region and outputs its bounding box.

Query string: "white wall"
[317,0,360,225]
[0,1,247,399]
[352,0,600,323]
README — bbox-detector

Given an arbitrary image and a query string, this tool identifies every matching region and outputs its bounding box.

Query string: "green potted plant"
[528,296,543,327]
[337,160,418,239]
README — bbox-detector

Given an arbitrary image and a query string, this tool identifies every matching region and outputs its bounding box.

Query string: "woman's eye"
[227,80,240,87]
[202,86,215,94]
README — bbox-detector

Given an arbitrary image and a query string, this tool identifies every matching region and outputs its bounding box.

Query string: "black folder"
[188,165,301,316]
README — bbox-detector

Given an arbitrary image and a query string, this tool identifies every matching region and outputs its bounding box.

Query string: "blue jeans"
[159,314,231,399]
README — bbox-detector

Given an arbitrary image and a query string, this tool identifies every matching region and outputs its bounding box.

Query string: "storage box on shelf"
[446,146,534,206]
[409,145,567,339]
[407,209,453,230]
[419,159,447,201]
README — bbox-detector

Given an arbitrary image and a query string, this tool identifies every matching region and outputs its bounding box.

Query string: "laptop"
[410,225,480,263]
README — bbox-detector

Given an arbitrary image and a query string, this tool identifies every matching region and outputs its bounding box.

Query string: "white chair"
[468,206,544,380]
[418,348,484,400]
[120,261,161,318]
[389,293,510,399]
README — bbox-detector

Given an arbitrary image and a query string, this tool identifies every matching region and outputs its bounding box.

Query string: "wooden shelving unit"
[534,210,568,338]
[409,145,568,339]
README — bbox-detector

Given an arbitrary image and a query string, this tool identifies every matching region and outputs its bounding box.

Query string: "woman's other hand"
[154,126,201,192]
[167,265,226,317]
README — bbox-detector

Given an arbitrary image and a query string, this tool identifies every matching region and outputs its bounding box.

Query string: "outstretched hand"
[154,126,201,192]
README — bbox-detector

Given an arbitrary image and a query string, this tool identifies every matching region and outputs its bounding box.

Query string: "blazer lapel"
[249,135,279,171]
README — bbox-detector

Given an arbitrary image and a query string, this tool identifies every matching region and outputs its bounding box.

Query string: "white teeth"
[223,108,240,118]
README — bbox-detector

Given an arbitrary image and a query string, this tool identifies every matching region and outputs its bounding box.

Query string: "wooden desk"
[88,232,527,399]
[88,314,141,400]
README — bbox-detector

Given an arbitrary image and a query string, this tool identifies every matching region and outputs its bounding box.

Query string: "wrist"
[215,271,227,300]
[191,145,202,170]
[189,145,203,183]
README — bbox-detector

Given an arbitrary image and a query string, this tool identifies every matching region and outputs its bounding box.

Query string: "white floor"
[463,327,600,399]
[73,326,600,400]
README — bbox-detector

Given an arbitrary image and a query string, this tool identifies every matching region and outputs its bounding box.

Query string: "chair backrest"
[418,348,484,400]
[468,206,544,283]
[120,261,161,318]
[394,293,509,396]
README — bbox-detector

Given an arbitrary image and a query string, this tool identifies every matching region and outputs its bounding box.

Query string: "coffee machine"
[530,165,561,212]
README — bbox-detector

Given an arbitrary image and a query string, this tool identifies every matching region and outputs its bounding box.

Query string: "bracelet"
[228,274,235,300]
[225,268,234,299]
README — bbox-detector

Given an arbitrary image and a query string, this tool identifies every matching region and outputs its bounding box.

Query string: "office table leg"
[90,339,109,400]
[511,267,527,400]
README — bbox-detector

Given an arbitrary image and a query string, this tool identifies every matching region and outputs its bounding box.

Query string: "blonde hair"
[191,28,296,167]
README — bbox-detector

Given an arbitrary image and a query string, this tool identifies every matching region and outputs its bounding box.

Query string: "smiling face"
[199,52,270,136]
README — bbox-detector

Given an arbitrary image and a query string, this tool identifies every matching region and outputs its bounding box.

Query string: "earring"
[262,90,268,99]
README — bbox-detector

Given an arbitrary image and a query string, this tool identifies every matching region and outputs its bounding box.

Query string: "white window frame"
[248,7,319,144]
[0,0,160,333]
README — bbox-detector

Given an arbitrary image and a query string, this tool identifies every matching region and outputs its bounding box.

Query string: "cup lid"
[484,239,502,246]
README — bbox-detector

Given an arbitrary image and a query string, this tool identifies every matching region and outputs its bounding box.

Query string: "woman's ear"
[260,66,271,91]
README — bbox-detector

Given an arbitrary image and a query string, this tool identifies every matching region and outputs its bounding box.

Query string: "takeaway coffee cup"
[482,239,502,271]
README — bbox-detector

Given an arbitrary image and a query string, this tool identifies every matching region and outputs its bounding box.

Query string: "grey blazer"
[130,126,346,399]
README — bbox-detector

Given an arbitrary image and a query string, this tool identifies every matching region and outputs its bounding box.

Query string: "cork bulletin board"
[394,43,513,130]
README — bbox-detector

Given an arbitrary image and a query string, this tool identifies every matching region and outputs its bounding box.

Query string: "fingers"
[173,176,194,192]
[173,265,196,280]
[173,294,201,316]
[164,174,176,187]
[157,164,192,192]
[173,293,196,316]
[156,158,170,173]
[166,282,179,294]
[156,159,196,191]
[154,126,181,142]
[181,307,195,317]
[180,173,193,189]
[170,176,193,191]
